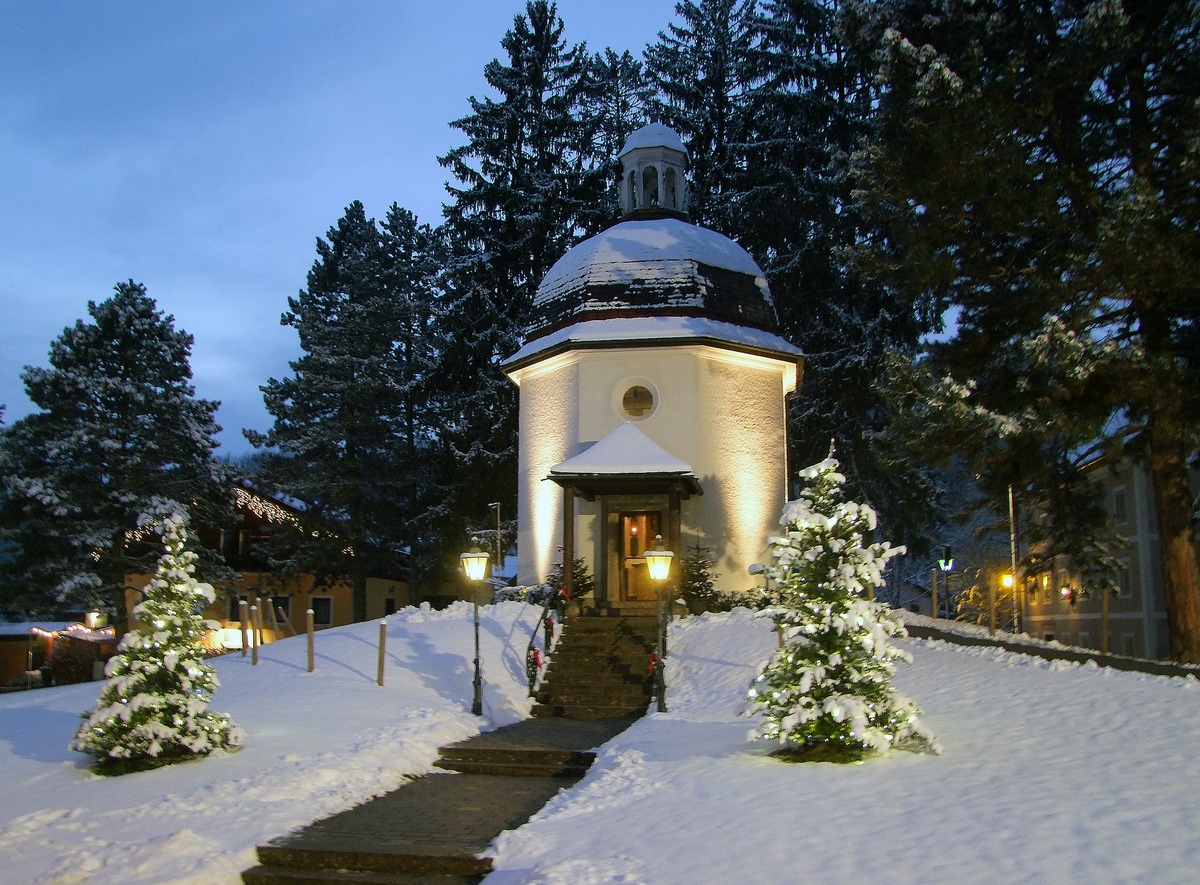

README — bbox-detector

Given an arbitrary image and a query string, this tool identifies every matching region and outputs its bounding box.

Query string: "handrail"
[524,593,560,695]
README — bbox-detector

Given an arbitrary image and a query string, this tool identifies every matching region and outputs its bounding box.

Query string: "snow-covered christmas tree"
[71,511,243,770]
[747,451,939,761]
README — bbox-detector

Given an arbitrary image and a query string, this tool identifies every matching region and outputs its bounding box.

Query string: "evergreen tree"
[71,511,243,769]
[645,0,756,232]
[434,1,598,572]
[247,201,438,619]
[743,1,932,537]
[852,1,1200,659]
[585,48,655,224]
[0,282,230,632]
[746,452,938,760]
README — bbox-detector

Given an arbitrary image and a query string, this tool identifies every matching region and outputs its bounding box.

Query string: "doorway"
[618,510,663,601]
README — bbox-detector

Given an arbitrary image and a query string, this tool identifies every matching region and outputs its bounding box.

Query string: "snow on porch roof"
[550,422,695,477]
[548,423,704,500]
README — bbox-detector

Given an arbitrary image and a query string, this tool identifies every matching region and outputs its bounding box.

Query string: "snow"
[0,621,76,637]
[503,315,802,369]
[534,218,767,308]
[619,123,688,158]
[550,422,695,477]
[4,604,1200,884]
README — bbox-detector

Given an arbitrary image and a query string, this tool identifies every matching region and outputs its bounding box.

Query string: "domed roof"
[526,216,779,340]
[620,123,687,158]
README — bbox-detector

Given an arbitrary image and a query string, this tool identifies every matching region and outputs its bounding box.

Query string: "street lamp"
[645,535,673,581]
[645,536,673,712]
[460,545,490,716]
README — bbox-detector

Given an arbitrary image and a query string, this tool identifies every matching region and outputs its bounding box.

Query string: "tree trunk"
[1148,440,1200,663]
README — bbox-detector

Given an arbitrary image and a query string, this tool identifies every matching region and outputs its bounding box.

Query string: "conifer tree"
[0,282,230,632]
[71,511,243,769]
[247,201,438,618]
[433,1,598,569]
[645,0,755,232]
[852,0,1200,659]
[747,453,938,760]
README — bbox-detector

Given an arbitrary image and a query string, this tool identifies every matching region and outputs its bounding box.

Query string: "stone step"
[254,844,490,879]
[433,746,595,778]
[547,649,651,666]
[532,701,648,719]
[243,864,481,884]
[433,758,590,778]
[536,688,651,708]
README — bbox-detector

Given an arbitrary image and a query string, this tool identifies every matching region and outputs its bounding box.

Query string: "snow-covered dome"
[526,217,778,339]
[517,122,784,349]
[619,123,687,158]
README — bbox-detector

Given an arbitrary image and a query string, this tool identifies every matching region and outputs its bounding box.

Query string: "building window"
[271,596,291,621]
[1077,632,1090,649]
[1113,486,1128,524]
[1121,633,1136,656]
[1117,563,1132,599]
[622,384,655,418]
[228,595,249,622]
[385,597,397,616]
[310,596,333,627]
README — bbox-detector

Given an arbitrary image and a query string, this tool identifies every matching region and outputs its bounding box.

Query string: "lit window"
[622,385,655,418]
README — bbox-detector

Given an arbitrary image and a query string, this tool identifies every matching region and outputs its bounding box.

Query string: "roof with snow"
[524,217,779,343]
[548,422,703,499]
[503,314,801,374]
[619,123,687,158]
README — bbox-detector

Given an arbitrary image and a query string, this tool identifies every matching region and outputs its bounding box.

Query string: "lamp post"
[645,535,673,712]
[461,545,490,716]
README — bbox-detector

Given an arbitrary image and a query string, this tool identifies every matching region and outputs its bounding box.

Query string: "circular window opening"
[622,385,655,418]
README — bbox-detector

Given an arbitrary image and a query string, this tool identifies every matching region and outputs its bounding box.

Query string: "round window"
[622,385,655,418]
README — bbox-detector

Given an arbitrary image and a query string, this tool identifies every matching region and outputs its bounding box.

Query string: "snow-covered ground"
[3,603,1199,884]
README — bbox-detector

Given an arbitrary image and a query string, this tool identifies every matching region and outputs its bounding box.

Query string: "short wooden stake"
[306,609,315,673]
[377,620,387,686]
[254,596,264,648]
[931,569,939,621]
[250,605,259,665]
[239,599,249,657]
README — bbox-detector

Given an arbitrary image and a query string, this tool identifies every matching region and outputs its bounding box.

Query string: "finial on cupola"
[618,123,689,220]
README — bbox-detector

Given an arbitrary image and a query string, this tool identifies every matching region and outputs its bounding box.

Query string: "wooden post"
[931,569,939,621]
[306,609,315,673]
[562,486,574,611]
[239,599,249,657]
[988,572,997,636]
[250,605,259,665]
[1101,586,1111,654]
[277,606,296,638]
[254,596,264,648]
[377,620,387,686]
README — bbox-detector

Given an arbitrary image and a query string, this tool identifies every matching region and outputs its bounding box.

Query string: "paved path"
[243,717,637,884]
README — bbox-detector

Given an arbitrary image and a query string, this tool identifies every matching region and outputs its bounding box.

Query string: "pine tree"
[852,1,1200,659]
[433,1,598,572]
[747,452,938,760]
[247,201,438,618]
[645,0,755,232]
[0,282,230,632]
[71,511,243,770]
[585,48,654,226]
[680,539,719,612]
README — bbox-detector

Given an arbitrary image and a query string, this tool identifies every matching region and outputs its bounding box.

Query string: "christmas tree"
[747,452,938,761]
[71,512,243,770]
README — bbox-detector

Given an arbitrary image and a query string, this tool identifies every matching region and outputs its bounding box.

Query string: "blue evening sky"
[0,1,679,454]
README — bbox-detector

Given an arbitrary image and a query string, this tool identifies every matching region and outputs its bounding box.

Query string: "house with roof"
[502,124,802,608]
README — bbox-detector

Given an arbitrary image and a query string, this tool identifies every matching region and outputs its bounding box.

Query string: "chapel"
[502,123,802,605]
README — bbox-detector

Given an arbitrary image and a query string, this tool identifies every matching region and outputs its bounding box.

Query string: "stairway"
[532,610,659,719]
[242,613,659,884]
